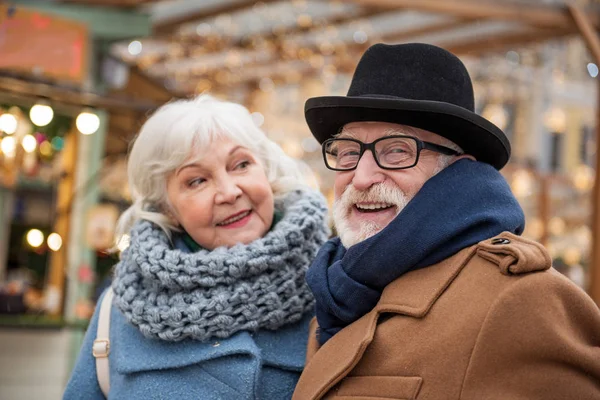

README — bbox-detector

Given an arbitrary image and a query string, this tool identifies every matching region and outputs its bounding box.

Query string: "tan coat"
[293,232,600,400]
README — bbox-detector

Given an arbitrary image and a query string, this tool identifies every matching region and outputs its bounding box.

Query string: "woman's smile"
[216,209,253,228]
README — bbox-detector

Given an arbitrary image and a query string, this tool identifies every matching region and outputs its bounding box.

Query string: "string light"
[76,111,100,135]
[21,134,37,153]
[26,229,44,248]
[573,164,594,192]
[544,107,567,133]
[587,63,599,78]
[39,141,53,157]
[51,136,64,151]
[511,169,533,198]
[548,217,566,236]
[1,136,16,156]
[0,113,17,134]
[47,233,63,251]
[128,40,142,56]
[353,30,368,44]
[29,103,54,127]
[563,247,582,266]
[482,104,508,130]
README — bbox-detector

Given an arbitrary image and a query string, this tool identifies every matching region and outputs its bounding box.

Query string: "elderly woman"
[64,95,330,400]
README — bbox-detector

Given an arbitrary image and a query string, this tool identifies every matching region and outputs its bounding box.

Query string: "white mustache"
[335,184,409,212]
[332,184,410,248]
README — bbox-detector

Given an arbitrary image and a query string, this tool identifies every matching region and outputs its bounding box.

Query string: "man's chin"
[339,233,361,249]
[333,203,400,248]
[338,226,382,249]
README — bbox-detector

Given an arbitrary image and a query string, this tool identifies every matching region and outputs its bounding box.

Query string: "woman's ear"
[162,206,181,228]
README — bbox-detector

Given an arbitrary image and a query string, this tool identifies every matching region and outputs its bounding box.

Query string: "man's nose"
[351,150,385,191]
[215,175,243,204]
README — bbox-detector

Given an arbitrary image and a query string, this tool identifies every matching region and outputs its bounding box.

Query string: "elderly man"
[293,43,600,400]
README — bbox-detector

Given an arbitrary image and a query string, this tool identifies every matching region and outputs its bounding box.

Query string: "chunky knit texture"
[112,189,330,342]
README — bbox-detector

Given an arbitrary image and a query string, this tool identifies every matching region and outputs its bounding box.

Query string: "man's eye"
[338,149,360,157]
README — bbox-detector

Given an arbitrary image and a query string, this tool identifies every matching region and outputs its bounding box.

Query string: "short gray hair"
[116,94,312,240]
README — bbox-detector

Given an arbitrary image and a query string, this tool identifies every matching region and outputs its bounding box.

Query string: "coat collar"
[376,246,477,316]
[292,246,476,400]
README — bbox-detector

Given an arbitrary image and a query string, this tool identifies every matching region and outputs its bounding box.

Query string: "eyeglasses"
[322,135,462,171]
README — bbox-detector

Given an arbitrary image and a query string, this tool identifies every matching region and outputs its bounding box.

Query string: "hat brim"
[305,96,510,170]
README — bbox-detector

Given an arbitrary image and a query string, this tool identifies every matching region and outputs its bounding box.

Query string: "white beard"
[332,184,410,248]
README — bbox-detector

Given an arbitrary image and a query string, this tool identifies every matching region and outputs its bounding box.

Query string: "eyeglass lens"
[325,137,418,170]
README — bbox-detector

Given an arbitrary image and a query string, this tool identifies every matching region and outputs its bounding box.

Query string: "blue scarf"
[306,159,525,345]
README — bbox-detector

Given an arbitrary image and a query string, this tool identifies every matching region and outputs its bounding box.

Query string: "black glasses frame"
[322,135,463,171]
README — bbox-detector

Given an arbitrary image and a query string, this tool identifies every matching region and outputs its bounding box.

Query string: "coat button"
[491,237,511,245]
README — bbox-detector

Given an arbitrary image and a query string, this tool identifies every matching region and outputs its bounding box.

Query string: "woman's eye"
[235,160,251,170]
[187,177,205,187]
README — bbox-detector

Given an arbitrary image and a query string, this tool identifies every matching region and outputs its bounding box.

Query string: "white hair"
[434,140,463,173]
[115,94,312,240]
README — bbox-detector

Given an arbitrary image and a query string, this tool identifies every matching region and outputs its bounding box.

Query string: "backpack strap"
[92,288,113,397]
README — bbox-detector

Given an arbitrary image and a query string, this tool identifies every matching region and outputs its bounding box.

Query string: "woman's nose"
[215,175,243,204]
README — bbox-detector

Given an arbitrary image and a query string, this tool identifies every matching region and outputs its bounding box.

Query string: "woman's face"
[166,137,274,250]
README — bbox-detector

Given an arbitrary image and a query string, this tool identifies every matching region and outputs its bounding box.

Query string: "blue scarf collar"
[306,159,525,345]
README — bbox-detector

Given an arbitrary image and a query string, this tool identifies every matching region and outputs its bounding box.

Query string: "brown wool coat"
[293,232,600,400]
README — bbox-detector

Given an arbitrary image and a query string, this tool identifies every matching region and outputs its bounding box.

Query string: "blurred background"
[0,0,599,398]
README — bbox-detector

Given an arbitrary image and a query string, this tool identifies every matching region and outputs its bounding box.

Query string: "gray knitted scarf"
[112,189,330,342]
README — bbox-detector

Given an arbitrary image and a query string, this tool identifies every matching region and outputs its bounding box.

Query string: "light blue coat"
[63,289,312,400]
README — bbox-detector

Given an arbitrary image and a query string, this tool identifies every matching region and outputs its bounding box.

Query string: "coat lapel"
[292,310,380,400]
[376,246,476,315]
[293,246,476,400]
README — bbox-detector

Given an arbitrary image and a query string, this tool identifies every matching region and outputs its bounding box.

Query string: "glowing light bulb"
[1,136,16,156]
[76,111,100,135]
[128,40,142,55]
[587,63,599,78]
[0,113,17,134]
[47,233,63,251]
[29,103,54,127]
[39,141,52,157]
[22,134,37,153]
[26,229,44,248]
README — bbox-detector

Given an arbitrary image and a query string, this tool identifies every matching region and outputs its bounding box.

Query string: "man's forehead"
[339,121,439,141]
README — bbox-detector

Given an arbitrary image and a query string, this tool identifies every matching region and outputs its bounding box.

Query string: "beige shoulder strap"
[92,288,113,397]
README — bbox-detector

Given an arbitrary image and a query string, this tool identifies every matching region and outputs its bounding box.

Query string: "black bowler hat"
[305,43,510,169]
